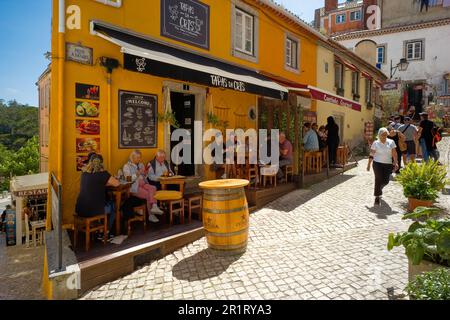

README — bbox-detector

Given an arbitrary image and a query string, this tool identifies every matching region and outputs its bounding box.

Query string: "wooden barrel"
[199,179,250,255]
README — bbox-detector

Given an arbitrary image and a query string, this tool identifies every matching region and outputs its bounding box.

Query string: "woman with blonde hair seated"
[123,150,163,223]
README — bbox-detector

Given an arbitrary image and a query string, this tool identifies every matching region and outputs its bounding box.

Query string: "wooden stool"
[127,204,147,236]
[184,194,203,222]
[154,191,184,226]
[73,214,107,251]
[284,164,294,182]
[246,164,259,188]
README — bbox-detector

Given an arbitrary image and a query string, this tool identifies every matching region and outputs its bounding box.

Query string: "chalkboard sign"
[161,0,210,50]
[119,91,157,148]
[5,209,16,246]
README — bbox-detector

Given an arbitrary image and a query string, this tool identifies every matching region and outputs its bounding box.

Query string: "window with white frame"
[405,40,423,60]
[365,78,372,103]
[377,46,385,64]
[350,10,361,21]
[286,37,299,70]
[336,13,346,24]
[235,8,254,55]
[335,62,344,92]
[352,72,360,98]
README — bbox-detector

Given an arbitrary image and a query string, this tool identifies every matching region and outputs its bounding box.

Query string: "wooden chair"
[169,199,185,225]
[184,194,203,222]
[73,214,107,251]
[246,164,259,188]
[127,204,147,236]
[284,164,294,182]
[304,152,323,174]
[260,165,277,188]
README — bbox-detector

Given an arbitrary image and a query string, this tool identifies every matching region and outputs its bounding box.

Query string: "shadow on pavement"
[266,174,356,213]
[172,248,243,281]
[365,199,399,219]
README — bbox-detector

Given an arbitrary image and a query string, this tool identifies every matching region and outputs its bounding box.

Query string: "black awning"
[91,21,288,100]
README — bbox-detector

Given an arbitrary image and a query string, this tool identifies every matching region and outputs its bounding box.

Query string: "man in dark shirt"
[418,112,437,161]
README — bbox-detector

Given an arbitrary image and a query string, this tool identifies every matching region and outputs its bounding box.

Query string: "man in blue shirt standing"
[303,123,320,152]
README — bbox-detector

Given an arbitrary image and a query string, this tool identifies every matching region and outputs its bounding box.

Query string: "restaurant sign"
[66,43,93,65]
[14,188,48,197]
[381,81,399,91]
[309,88,361,112]
[124,53,287,101]
[161,0,210,50]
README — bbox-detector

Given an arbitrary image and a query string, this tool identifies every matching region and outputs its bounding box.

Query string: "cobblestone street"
[81,138,450,300]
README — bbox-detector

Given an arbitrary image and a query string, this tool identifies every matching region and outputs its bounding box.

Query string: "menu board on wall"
[161,0,210,50]
[76,138,100,153]
[5,209,16,246]
[119,91,157,149]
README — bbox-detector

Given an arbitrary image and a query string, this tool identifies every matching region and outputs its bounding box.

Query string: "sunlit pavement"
[81,138,449,300]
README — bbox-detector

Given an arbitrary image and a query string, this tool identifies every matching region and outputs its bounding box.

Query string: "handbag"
[398,126,409,152]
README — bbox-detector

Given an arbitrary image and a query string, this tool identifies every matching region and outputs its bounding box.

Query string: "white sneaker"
[151,205,164,215]
[148,214,159,223]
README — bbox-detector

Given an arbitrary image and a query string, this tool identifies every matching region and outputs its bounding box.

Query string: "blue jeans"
[104,201,116,233]
[419,138,429,161]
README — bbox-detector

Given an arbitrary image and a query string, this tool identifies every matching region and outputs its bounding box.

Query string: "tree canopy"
[0,99,39,191]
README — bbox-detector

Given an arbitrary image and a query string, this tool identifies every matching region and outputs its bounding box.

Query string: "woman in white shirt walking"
[367,128,399,205]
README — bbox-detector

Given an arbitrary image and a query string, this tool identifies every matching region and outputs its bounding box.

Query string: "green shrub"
[407,268,450,300]
[396,161,447,201]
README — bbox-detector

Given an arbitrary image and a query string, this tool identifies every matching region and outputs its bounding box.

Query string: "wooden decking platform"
[74,221,204,295]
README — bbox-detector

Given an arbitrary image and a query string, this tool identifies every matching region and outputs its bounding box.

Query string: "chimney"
[314,8,321,29]
[325,0,338,13]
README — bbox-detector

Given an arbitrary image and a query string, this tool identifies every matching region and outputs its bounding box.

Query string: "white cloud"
[5,88,20,94]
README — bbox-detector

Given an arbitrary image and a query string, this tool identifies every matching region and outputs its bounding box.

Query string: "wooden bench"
[73,214,107,251]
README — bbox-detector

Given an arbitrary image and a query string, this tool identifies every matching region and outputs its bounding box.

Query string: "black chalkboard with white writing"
[119,91,157,149]
[161,0,210,50]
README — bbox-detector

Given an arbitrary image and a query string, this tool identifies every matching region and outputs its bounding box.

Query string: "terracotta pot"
[407,198,433,212]
[408,258,449,283]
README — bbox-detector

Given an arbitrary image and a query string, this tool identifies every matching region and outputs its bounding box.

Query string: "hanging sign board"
[119,91,158,148]
[161,0,210,50]
[5,208,16,246]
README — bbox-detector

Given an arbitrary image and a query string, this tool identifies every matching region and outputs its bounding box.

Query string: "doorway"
[170,92,196,176]
[407,83,424,115]
[332,113,345,145]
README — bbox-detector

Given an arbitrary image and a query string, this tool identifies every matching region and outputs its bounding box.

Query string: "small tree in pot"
[396,161,447,212]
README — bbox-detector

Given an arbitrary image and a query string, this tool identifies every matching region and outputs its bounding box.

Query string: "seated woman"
[123,150,163,223]
[75,154,120,238]
[146,150,175,190]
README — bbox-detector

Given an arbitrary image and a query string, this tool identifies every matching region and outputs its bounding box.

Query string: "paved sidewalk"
[83,137,446,300]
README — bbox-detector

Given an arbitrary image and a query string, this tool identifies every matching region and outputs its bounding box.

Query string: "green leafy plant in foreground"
[396,161,447,201]
[406,268,450,300]
[402,207,441,220]
[387,218,450,266]
[158,110,180,129]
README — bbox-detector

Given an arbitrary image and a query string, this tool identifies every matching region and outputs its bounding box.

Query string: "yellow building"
[43,0,386,298]
[48,0,323,227]
[37,65,51,173]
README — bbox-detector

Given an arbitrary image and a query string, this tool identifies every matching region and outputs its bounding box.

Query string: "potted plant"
[207,112,229,131]
[158,110,180,129]
[406,267,450,300]
[396,160,447,211]
[387,208,450,282]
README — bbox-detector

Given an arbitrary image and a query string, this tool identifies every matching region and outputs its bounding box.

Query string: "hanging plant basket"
[158,110,180,129]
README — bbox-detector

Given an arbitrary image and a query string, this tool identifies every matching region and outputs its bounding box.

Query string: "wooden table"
[30,220,46,247]
[159,176,186,195]
[107,182,132,235]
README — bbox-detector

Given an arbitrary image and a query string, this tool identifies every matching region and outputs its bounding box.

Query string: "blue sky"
[0,0,332,106]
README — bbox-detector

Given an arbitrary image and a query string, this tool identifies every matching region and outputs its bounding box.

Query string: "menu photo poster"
[76,153,102,171]
[75,83,100,101]
[76,137,100,154]
[119,90,157,149]
[76,119,100,135]
[75,101,100,118]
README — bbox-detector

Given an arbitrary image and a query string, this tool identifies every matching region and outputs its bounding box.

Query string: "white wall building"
[333,18,450,112]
